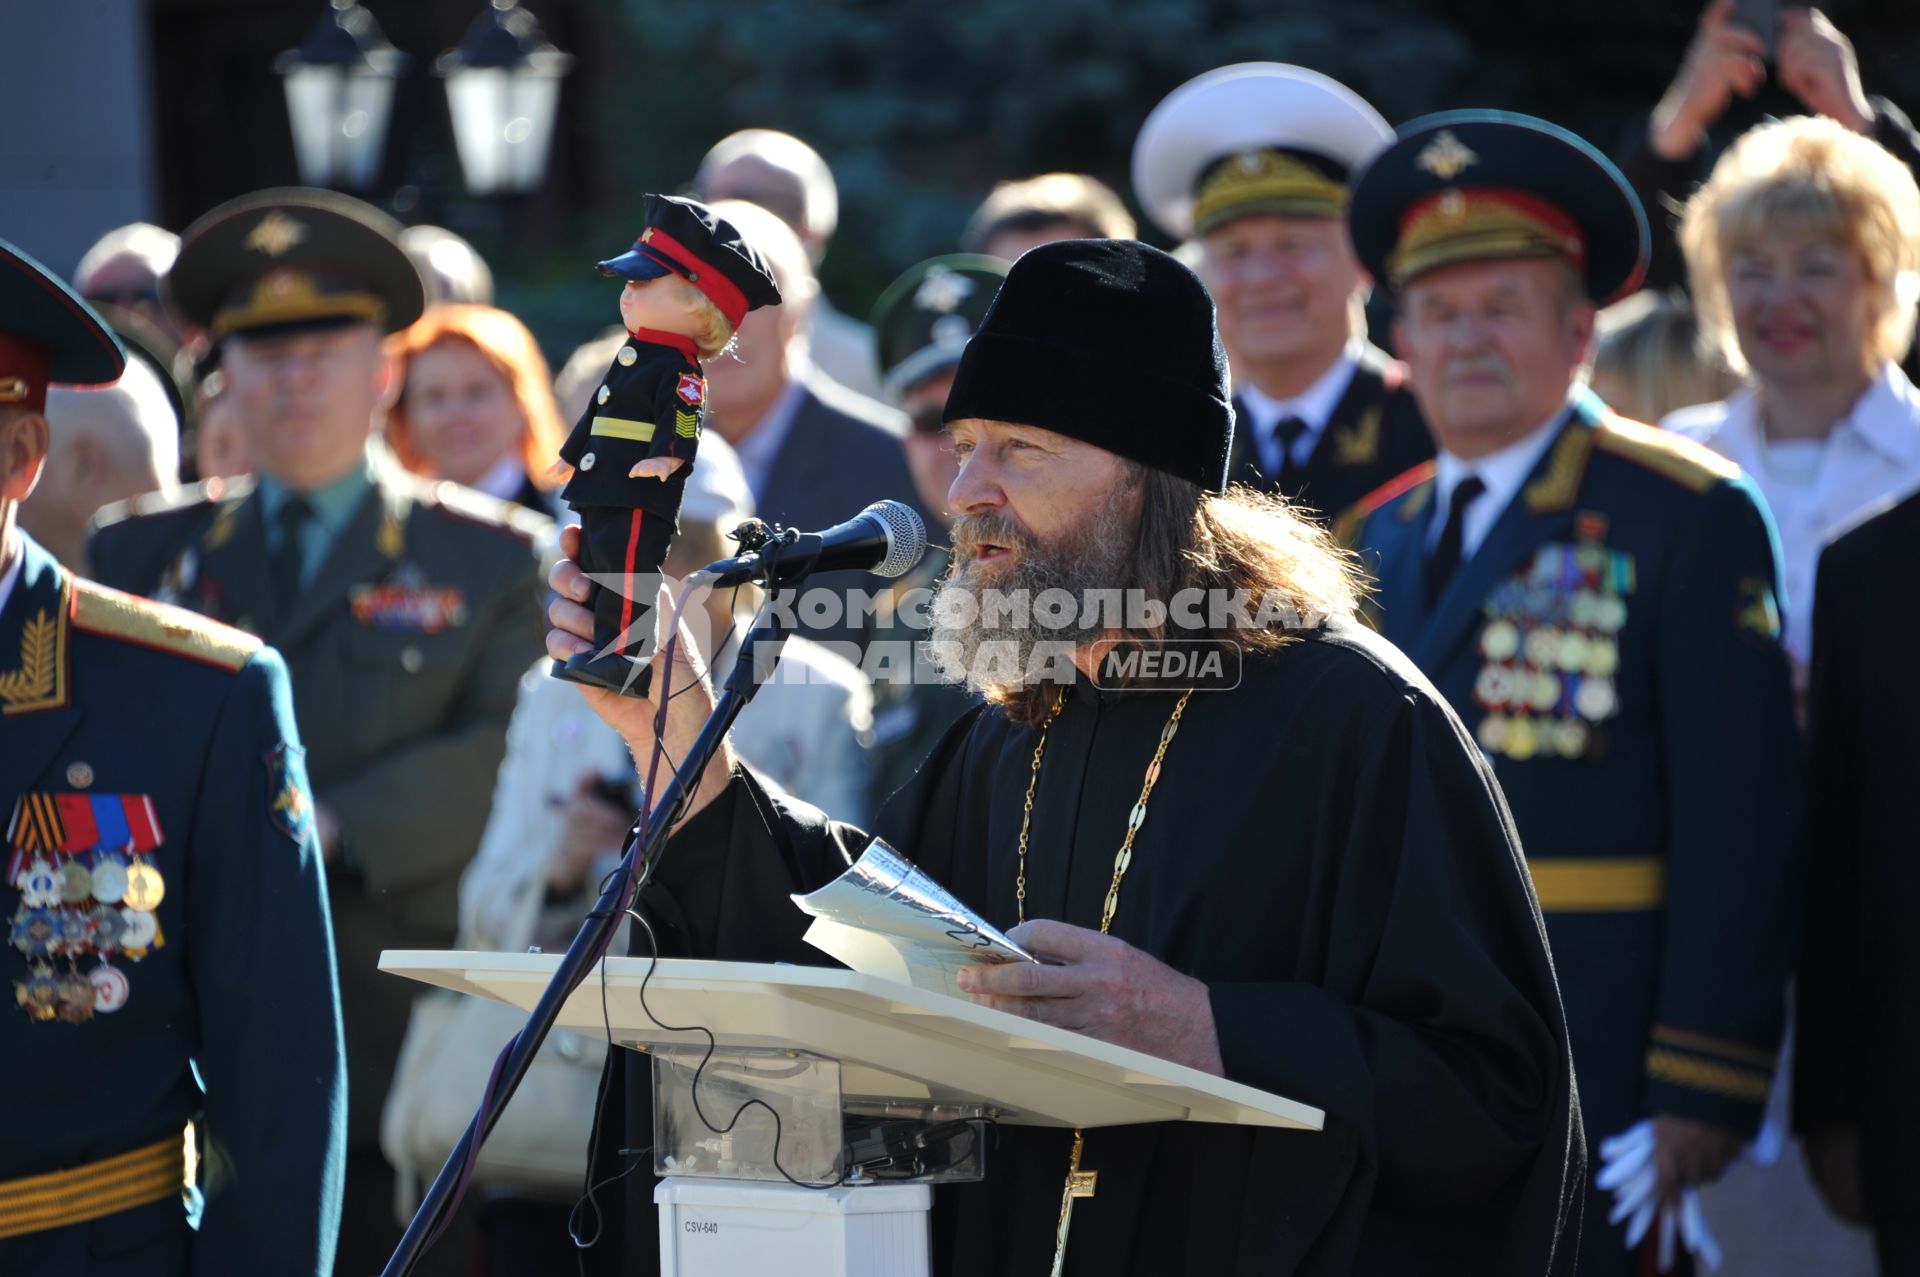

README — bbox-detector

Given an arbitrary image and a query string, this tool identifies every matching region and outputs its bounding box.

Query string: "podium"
[381,951,1324,1275]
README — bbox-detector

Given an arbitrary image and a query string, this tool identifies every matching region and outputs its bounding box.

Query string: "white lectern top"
[380,952,1323,1133]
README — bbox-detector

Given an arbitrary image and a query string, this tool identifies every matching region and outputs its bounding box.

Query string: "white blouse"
[1664,362,1920,669]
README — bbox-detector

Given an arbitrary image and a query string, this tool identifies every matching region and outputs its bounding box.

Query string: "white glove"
[1595,1120,1723,1272]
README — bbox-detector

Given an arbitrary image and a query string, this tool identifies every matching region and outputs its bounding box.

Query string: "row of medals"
[1473,569,1630,763]
[9,849,164,1022]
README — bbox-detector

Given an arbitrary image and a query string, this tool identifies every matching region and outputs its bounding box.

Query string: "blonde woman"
[1668,114,1920,675]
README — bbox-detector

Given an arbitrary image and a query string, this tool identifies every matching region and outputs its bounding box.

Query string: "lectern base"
[655,1179,931,1277]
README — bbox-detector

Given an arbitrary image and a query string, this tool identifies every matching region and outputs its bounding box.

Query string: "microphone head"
[860,500,928,578]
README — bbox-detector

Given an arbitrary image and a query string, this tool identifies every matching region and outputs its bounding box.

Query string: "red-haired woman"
[386,303,568,515]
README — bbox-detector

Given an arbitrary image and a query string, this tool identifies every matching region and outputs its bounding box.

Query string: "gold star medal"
[14,961,59,1021]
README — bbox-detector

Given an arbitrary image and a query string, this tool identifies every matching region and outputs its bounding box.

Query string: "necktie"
[269,497,315,614]
[1426,475,1487,605]
[1268,416,1308,492]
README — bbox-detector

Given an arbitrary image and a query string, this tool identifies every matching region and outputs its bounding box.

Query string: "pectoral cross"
[1051,1129,1098,1277]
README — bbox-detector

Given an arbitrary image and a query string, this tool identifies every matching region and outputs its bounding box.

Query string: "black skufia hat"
[942,238,1234,493]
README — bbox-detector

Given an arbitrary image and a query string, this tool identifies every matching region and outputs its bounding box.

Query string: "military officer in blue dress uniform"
[1339,113,1805,1276]
[1131,63,1434,524]
[0,240,344,1273]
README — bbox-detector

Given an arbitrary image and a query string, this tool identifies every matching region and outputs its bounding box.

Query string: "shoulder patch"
[422,480,553,542]
[71,580,261,673]
[1593,417,1740,494]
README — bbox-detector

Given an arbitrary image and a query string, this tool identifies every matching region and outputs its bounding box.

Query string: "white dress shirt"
[1664,362,1920,667]
[1235,339,1364,477]
[1427,403,1570,559]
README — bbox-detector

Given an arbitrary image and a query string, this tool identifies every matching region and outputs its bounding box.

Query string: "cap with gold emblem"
[1347,110,1650,304]
[1131,62,1392,240]
[0,239,125,414]
[166,187,426,342]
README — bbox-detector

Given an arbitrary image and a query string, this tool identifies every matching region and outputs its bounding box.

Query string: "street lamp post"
[275,0,408,191]
[437,1,576,197]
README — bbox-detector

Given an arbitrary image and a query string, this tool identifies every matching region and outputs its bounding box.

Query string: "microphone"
[697,500,928,588]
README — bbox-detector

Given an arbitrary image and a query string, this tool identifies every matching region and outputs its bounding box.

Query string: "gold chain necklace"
[1013,684,1195,1277]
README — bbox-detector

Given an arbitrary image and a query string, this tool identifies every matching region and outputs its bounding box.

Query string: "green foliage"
[597,0,1489,316]
[488,0,1920,360]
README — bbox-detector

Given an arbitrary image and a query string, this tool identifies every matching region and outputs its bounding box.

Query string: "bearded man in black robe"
[547,239,1583,1276]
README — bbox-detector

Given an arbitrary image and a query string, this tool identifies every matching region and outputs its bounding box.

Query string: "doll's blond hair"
[659,275,737,359]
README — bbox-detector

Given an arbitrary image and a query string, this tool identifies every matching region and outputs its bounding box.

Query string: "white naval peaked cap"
[1131,62,1393,240]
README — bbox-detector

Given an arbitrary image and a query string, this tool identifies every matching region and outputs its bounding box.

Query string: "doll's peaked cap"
[597,194,782,329]
[942,239,1234,493]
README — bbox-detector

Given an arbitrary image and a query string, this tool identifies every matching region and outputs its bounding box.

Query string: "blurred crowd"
[8,1,1920,1274]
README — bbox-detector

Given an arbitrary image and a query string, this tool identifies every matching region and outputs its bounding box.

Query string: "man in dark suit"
[1795,489,1920,1268]
[85,189,551,1276]
[698,199,930,660]
[1132,62,1434,523]
[0,239,344,1274]
[1343,112,1804,1277]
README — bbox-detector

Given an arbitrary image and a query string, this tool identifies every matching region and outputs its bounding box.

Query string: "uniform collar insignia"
[377,507,406,559]
[1330,407,1382,466]
[0,567,72,716]
[1523,414,1599,514]
[1397,476,1435,522]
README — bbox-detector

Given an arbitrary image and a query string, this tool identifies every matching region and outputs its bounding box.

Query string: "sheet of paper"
[792,838,1036,998]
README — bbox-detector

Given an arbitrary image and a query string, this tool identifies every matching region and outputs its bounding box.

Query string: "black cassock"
[594,617,1582,1276]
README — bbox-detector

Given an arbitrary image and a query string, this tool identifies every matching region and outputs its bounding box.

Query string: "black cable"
[625,907,849,1192]
[567,575,799,1271]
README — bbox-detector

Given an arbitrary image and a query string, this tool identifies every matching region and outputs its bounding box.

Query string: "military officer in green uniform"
[1132,63,1434,523]
[861,254,1007,809]
[0,239,344,1273]
[1341,113,1804,1277]
[86,189,552,1273]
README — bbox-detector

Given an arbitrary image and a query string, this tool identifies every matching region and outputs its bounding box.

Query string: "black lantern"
[437,1,575,196]
[275,0,408,191]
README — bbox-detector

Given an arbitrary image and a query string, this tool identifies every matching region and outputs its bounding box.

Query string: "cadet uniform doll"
[0,241,344,1274]
[553,194,780,695]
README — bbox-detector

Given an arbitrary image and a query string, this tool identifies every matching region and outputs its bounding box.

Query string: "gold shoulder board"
[1593,417,1739,494]
[71,581,260,673]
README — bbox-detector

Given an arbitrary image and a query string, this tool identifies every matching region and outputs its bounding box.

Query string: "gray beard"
[923,500,1136,697]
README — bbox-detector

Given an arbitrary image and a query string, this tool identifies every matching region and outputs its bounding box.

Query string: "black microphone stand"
[380,545,803,1277]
